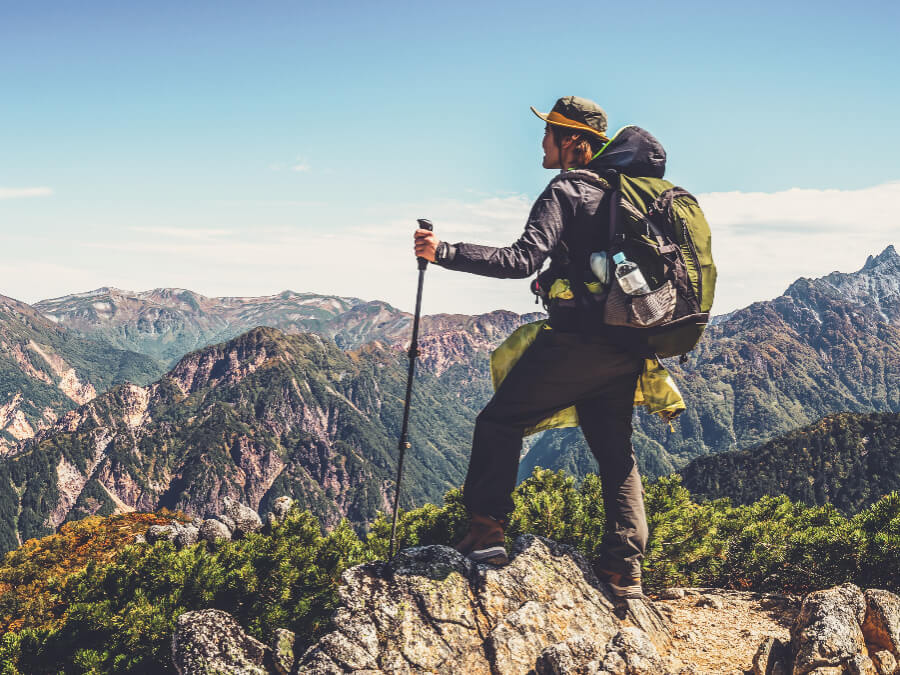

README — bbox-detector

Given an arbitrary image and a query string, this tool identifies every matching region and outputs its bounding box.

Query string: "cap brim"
[530,106,551,122]
[530,106,607,139]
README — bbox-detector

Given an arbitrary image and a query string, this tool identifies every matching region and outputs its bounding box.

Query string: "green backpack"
[570,174,717,358]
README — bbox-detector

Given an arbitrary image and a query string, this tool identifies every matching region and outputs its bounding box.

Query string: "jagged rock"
[133,533,147,544]
[863,589,900,658]
[270,628,295,675]
[264,512,278,531]
[752,637,789,675]
[172,609,271,675]
[871,649,897,675]
[271,496,293,523]
[602,627,665,674]
[850,654,878,674]
[536,635,606,674]
[199,518,232,544]
[174,525,199,549]
[218,513,237,532]
[658,588,686,600]
[297,535,670,674]
[146,523,180,543]
[791,584,868,674]
[696,595,724,610]
[224,497,262,537]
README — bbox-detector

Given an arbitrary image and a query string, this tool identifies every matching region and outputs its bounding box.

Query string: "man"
[414,96,668,598]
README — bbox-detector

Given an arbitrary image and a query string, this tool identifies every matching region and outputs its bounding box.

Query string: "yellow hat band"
[532,107,609,142]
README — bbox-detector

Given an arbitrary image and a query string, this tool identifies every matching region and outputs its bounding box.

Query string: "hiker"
[414,96,670,598]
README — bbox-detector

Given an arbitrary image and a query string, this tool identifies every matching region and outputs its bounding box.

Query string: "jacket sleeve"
[434,181,574,279]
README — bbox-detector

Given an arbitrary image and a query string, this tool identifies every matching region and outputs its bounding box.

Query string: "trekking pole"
[390,218,433,557]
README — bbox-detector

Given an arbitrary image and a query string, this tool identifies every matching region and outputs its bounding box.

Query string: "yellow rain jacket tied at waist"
[490,278,686,436]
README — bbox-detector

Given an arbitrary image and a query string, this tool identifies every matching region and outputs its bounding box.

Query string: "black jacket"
[434,125,666,287]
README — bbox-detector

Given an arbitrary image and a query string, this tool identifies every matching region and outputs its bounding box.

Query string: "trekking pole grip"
[417,219,433,271]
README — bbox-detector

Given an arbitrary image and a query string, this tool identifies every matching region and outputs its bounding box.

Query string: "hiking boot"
[454,513,509,565]
[594,566,644,599]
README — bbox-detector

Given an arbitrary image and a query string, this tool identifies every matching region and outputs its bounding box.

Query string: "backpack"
[568,173,717,359]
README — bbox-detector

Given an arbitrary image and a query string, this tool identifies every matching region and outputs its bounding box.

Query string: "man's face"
[541,125,560,169]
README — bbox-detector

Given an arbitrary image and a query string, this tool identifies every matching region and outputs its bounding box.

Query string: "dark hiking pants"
[462,326,648,579]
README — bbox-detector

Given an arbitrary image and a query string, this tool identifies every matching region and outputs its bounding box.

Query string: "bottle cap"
[612,252,626,264]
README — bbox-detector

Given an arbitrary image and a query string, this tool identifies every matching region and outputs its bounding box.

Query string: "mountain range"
[0,245,897,552]
[0,327,479,552]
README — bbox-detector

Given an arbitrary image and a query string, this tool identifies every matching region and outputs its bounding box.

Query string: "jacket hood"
[586,125,666,179]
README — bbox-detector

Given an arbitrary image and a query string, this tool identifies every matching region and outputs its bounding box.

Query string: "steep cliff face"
[0,327,478,552]
[0,294,164,454]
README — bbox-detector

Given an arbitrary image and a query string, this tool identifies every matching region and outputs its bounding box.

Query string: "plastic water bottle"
[612,252,650,295]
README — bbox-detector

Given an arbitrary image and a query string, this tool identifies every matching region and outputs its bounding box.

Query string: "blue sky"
[2,0,898,315]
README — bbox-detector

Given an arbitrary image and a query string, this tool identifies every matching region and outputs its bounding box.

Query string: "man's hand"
[414,228,440,263]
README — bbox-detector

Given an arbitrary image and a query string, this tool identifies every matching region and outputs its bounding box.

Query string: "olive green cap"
[531,96,609,141]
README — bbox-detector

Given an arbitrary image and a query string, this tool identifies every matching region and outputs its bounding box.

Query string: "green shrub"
[4,471,900,673]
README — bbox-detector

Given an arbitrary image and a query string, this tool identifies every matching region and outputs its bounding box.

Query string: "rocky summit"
[175,535,674,674]
[171,535,900,674]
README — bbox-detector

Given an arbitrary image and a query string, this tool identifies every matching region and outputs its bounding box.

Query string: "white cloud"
[698,181,900,314]
[6,183,898,319]
[0,187,53,200]
[290,162,311,173]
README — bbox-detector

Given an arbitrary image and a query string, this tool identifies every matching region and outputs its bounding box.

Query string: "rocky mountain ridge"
[0,294,164,454]
[0,327,478,552]
[785,244,900,324]
[34,286,543,368]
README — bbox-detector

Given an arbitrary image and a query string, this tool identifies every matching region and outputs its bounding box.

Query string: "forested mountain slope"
[678,411,900,513]
[0,327,478,553]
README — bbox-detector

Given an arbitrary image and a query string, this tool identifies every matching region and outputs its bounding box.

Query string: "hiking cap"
[531,96,609,141]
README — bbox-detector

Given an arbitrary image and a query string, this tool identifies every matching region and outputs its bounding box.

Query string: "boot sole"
[608,582,644,599]
[467,546,509,565]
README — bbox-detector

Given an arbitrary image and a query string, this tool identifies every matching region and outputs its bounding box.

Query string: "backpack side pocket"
[604,280,676,328]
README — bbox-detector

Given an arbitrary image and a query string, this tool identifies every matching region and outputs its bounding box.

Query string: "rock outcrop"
[753,583,900,675]
[173,535,673,674]
[169,537,900,675]
[172,609,272,675]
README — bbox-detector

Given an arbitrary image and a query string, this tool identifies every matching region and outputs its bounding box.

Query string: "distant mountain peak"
[781,245,900,324]
[862,244,899,271]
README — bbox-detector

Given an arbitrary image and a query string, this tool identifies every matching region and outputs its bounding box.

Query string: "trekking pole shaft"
[390,219,433,557]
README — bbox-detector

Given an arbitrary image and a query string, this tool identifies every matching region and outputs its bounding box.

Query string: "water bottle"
[612,252,650,295]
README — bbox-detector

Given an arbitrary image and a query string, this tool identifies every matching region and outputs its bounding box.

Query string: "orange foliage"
[0,511,190,633]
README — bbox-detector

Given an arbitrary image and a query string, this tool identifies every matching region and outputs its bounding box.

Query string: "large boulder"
[791,584,868,674]
[271,496,294,523]
[297,535,670,674]
[199,518,233,544]
[863,589,900,659]
[224,497,263,537]
[172,609,272,675]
